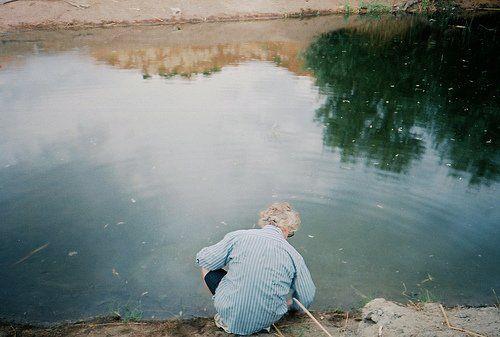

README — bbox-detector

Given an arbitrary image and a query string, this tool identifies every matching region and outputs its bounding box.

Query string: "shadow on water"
[304,14,499,184]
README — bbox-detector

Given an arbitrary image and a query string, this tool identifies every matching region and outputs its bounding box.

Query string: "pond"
[0,13,499,323]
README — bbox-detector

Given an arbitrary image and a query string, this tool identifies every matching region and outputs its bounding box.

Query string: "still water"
[0,14,499,323]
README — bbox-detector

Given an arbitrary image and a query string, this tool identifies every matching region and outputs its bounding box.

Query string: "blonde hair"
[258,202,301,233]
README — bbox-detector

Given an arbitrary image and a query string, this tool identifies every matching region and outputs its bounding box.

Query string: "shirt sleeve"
[291,255,316,311]
[195,231,238,271]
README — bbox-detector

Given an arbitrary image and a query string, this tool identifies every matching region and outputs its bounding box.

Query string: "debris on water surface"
[220,221,228,226]
[308,235,315,238]
[13,243,50,266]
[420,273,434,284]
[68,251,78,256]
[141,291,149,297]
[376,204,384,209]
[130,198,136,203]
[112,268,120,277]
[103,223,109,228]
[116,221,125,225]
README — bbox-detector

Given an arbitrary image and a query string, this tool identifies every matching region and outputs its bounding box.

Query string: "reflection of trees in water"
[304,15,499,184]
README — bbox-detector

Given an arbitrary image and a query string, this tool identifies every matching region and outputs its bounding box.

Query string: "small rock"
[365,309,384,323]
[170,7,181,15]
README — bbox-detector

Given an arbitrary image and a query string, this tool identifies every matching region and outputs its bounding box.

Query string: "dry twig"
[273,323,285,337]
[13,243,49,265]
[292,298,333,337]
[339,311,349,333]
[438,304,486,337]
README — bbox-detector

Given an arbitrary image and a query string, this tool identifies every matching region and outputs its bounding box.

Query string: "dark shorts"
[204,269,227,295]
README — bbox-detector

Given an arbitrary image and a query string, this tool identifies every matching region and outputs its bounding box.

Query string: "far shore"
[0,0,499,32]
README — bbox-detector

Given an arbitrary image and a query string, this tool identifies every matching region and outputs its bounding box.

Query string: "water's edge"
[1,298,498,336]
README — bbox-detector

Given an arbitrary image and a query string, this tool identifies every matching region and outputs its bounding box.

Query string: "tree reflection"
[304,14,499,184]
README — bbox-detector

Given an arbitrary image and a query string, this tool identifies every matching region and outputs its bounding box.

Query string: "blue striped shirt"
[196,225,316,335]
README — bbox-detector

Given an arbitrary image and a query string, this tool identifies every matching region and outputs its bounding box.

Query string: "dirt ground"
[1,0,498,32]
[1,0,495,32]
[1,299,498,337]
[0,0,387,31]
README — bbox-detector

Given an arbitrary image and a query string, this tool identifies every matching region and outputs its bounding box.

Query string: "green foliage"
[417,289,438,303]
[109,301,143,322]
[273,55,282,66]
[421,0,430,11]
[344,0,353,14]
[366,2,391,13]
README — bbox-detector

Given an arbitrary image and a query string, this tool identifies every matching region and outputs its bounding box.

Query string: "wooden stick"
[292,298,333,337]
[438,304,486,337]
[272,323,285,337]
[438,304,451,327]
[1,0,21,5]
[340,311,348,333]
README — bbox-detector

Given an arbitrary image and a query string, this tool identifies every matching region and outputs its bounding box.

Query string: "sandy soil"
[1,0,498,32]
[0,0,408,32]
[1,299,498,336]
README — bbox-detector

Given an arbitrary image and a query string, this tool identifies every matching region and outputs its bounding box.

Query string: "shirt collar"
[263,225,284,237]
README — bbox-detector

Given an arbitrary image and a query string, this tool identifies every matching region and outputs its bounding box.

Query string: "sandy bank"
[1,299,498,336]
[1,0,499,32]
[2,0,497,32]
[0,0,387,32]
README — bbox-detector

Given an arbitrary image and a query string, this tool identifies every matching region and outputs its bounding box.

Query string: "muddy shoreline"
[0,0,499,32]
[1,299,498,336]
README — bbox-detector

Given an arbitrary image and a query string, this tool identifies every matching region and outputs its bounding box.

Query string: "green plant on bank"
[419,0,438,12]
[344,0,353,14]
[358,0,391,13]
[109,301,144,322]
[421,0,429,11]
[365,2,391,13]
[416,289,438,303]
